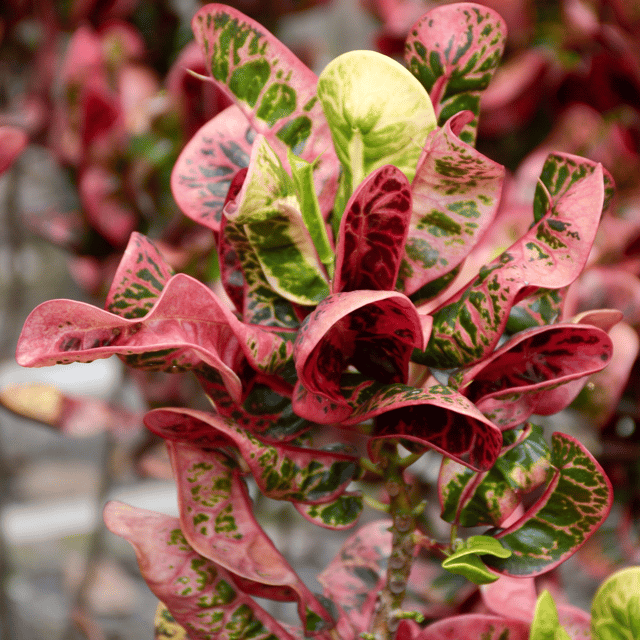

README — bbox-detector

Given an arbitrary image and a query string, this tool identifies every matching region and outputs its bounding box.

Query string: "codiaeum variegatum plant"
[16,3,620,639]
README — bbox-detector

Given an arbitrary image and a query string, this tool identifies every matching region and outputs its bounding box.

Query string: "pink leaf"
[171,106,254,233]
[166,443,333,633]
[17,274,290,404]
[398,111,505,296]
[414,614,529,640]
[405,3,507,145]
[347,380,502,471]
[103,501,301,640]
[105,232,175,318]
[419,153,607,368]
[456,323,614,430]
[333,165,412,293]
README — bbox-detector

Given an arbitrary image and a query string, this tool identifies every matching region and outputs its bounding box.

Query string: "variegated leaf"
[438,424,552,528]
[103,501,300,640]
[154,602,188,640]
[333,165,412,293]
[455,323,614,430]
[199,379,312,442]
[293,290,423,404]
[293,492,363,530]
[16,274,291,404]
[506,287,566,333]
[317,49,436,210]
[398,111,504,296]
[340,379,502,471]
[166,443,334,633]
[191,4,338,213]
[417,154,606,368]
[415,614,529,640]
[317,520,391,636]
[218,167,248,312]
[220,215,300,328]
[227,135,330,305]
[591,566,640,640]
[171,106,254,232]
[487,432,613,576]
[105,232,175,319]
[404,3,507,145]
[144,407,359,504]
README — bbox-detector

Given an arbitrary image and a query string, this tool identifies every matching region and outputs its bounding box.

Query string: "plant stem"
[368,443,417,640]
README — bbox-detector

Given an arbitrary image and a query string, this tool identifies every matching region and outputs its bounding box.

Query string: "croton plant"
[14,2,631,639]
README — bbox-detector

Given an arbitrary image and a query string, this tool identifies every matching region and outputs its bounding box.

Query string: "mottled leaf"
[293,492,363,530]
[220,214,300,328]
[591,566,640,640]
[317,49,436,208]
[227,135,330,305]
[103,501,299,640]
[405,3,507,145]
[439,424,551,528]
[323,378,503,471]
[487,432,613,576]
[413,614,529,640]
[105,232,175,319]
[171,105,254,232]
[333,165,412,293]
[397,110,504,296]
[317,520,391,636]
[294,290,423,404]
[144,407,359,504]
[154,602,188,640]
[191,3,338,212]
[455,323,614,430]
[417,154,606,368]
[166,443,333,633]
[506,288,566,333]
[16,274,291,403]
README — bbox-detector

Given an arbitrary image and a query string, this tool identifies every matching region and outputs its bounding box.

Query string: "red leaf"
[294,290,423,404]
[456,323,614,430]
[333,165,412,293]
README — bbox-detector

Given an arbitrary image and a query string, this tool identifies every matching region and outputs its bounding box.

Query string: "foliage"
[9,1,640,639]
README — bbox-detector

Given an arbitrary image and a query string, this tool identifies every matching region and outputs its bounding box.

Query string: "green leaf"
[530,591,572,640]
[294,492,363,530]
[287,149,334,278]
[229,136,330,305]
[441,535,511,585]
[317,49,436,211]
[591,566,640,640]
